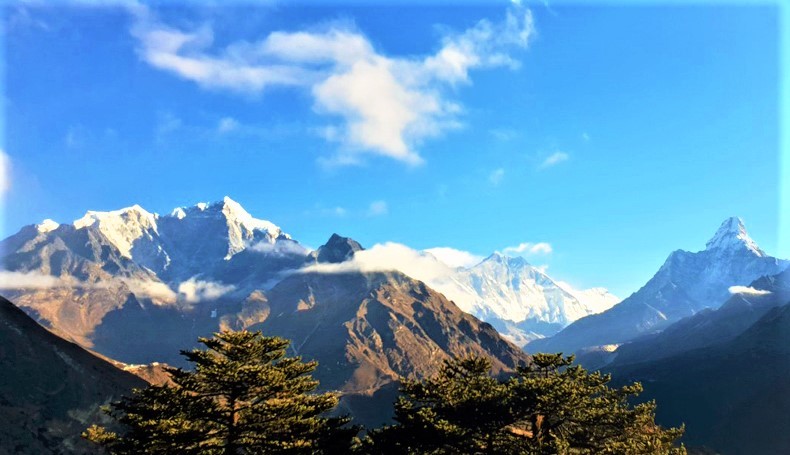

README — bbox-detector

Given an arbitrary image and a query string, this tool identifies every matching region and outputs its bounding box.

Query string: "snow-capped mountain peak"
[705,216,764,256]
[73,204,160,258]
[73,204,157,229]
[530,216,786,355]
[171,197,286,240]
[162,197,290,261]
[459,252,618,337]
[482,251,530,269]
[218,196,284,238]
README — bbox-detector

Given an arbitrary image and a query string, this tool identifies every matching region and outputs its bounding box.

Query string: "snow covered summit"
[529,216,788,354]
[24,197,295,281]
[705,216,764,256]
[167,197,289,260]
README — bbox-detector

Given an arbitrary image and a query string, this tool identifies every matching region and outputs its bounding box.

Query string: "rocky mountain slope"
[0,198,306,363]
[608,269,790,367]
[529,217,788,354]
[320,246,620,345]
[0,198,614,353]
[245,267,530,426]
[1,201,532,427]
[608,294,790,454]
[0,295,145,454]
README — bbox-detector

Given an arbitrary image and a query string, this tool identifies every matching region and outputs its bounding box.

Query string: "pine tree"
[510,353,686,454]
[363,353,686,455]
[84,331,358,454]
[362,356,523,454]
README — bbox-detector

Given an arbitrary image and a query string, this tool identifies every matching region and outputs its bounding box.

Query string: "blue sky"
[1,1,783,297]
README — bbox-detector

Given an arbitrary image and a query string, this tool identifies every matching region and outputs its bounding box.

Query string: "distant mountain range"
[0,197,615,352]
[3,198,790,453]
[379,250,619,345]
[0,198,532,425]
[529,217,788,355]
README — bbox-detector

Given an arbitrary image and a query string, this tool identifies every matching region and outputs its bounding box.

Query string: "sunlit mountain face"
[1,2,783,454]
[529,217,788,355]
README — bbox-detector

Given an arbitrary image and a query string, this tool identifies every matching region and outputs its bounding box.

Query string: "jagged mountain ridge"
[455,253,619,342]
[608,268,790,367]
[322,246,620,346]
[530,217,788,354]
[0,197,308,354]
[245,269,530,395]
[1,206,531,428]
[1,198,616,351]
[23,196,299,281]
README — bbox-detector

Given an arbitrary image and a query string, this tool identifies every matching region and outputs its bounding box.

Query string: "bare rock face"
[253,271,530,394]
[2,202,529,429]
[0,198,307,365]
[306,233,364,264]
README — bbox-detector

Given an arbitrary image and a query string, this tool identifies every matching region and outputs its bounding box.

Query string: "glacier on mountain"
[300,241,619,345]
[528,216,789,354]
[3,197,618,348]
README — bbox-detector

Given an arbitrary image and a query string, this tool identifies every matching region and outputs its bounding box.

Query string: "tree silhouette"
[84,331,357,454]
[363,353,685,455]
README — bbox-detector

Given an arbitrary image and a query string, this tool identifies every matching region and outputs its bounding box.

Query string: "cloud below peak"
[129,4,534,165]
[728,285,771,296]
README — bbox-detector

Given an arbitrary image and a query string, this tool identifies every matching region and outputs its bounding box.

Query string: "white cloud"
[0,271,65,289]
[177,278,236,303]
[489,168,505,186]
[0,150,10,196]
[582,132,590,141]
[128,4,534,164]
[540,151,569,169]
[0,270,235,305]
[502,242,553,255]
[249,240,311,256]
[533,264,550,273]
[0,271,181,304]
[301,242,456,283]
[217,116,240,133]
[122,278,177,301]
[728,285,772,296]
[295,242,490,318]
[367,200,388,217]
[424,247,483,269]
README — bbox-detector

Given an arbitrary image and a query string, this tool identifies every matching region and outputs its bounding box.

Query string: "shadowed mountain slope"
[0,295,145,454]
[530,217,787,354]
[603,270,790,454]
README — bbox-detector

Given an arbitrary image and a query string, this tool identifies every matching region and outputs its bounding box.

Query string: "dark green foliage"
[364,353,686,455]
[362,356,523,454]
[84,331,357,454]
